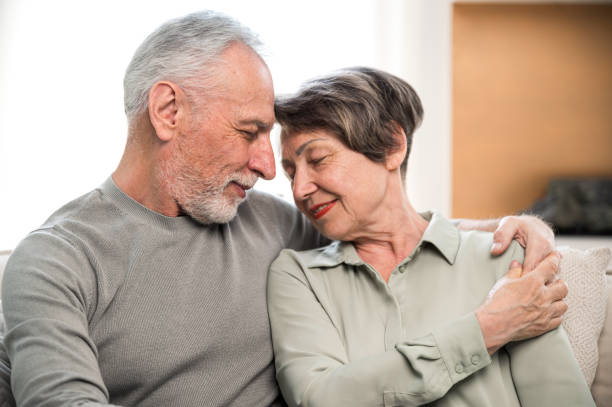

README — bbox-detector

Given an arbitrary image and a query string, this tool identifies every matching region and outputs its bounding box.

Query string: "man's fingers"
[491,217,516,256]
[523,242,546,273]
[503,215,554,273]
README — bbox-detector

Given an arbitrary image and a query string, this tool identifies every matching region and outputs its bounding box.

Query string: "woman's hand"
[475,252,568,355]
[490,215,555,272]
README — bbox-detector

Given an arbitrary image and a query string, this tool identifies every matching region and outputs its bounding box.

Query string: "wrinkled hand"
[490,215,555,272]
[475,252,568,355]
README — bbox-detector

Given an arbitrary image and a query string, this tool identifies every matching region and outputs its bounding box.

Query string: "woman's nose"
[292,169,317,202]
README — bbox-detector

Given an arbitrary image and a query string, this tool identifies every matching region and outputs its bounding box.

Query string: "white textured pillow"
[557,246,611,386]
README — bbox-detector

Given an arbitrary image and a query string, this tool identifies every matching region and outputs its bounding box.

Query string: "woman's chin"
[313,222,349,242]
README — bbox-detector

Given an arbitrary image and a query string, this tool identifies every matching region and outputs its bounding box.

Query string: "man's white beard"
[178,170,257,224]
[160,153,258,225]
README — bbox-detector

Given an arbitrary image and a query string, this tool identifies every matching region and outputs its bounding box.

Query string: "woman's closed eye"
[309,156,326,165]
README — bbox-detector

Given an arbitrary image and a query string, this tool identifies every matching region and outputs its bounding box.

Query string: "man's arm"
[0,340,16,407]
[456,215,555,272]
[2,231,119,407]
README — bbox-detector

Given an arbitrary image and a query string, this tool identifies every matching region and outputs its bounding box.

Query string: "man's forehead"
[215,43,273,88]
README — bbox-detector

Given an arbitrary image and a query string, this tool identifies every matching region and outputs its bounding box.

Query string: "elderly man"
[1,11,565,407]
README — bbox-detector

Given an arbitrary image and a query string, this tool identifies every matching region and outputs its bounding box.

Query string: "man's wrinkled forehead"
[200,42,274,114]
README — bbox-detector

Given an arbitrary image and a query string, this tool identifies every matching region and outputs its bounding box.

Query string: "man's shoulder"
[32,182,127,244]
[239,189,326,251]
[40,185,110,228]
[10,180,137,269]
[243,190,298,214]
[239,190,301,229]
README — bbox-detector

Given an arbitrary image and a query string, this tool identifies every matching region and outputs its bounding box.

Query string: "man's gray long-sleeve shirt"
[2,177,324,406]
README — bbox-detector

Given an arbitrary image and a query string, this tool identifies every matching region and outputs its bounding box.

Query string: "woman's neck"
[353,200,428,283]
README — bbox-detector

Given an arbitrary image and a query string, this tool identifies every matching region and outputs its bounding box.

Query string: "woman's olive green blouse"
[267,212,594,407]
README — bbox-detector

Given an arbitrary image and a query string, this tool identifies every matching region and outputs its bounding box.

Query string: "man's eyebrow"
[296,138,324,156]
[237,119,274,131]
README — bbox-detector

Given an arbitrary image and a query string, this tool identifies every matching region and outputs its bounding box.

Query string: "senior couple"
[1,10,594,407]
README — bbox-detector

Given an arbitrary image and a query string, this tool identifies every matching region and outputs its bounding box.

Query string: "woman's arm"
[506,327,595,406]
[267,253,492,407]
[485,242,594,406]
[268,249,570,407]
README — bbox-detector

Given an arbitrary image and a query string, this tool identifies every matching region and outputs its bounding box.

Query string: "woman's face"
[281,129,391,241]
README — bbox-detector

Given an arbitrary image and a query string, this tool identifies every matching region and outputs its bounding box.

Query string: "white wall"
[0,0,454,249]
[375,0,453,217]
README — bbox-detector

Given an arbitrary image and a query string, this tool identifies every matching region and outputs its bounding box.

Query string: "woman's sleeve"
[506,327,595,406]
[267,252,492,407]
[499,241,595,406]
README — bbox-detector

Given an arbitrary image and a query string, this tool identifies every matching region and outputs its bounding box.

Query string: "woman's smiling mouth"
[310,200,338,220]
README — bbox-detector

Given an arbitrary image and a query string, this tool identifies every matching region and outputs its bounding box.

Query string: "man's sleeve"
[267,251,491,407]
[2,230,119,407]
[0,334,16,407]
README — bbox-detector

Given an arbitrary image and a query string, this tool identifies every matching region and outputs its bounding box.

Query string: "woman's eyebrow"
[296,138,325,155]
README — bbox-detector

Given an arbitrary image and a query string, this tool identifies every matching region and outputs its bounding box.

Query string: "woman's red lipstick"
[310,200,337,220]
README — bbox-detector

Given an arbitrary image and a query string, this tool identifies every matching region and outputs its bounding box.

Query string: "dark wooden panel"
[452,3,612,218]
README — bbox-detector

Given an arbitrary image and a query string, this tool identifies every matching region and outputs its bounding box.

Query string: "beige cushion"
[557,247,611,388]
[592,272,612,407]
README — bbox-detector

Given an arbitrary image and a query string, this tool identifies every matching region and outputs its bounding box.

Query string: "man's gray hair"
[275,67,424,177]
[123,10,262,120]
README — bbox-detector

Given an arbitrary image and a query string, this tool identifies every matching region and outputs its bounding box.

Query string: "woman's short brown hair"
[275,67,424,176]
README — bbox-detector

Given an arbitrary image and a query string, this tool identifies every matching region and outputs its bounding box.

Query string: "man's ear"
[148,81,186,142]
[385,122,407,171]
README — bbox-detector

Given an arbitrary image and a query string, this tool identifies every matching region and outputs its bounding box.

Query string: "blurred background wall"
[0,0,610,249]
[453,3,612,219]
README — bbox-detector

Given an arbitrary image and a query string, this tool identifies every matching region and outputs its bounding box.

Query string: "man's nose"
[248,135,276,180]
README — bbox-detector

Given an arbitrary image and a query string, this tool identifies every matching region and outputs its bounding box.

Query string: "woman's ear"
[385,122,407,171]
[148,81,186,142]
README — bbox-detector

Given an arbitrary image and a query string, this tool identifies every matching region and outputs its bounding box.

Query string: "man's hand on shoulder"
[475,252,568,355]
[489,215,555,272]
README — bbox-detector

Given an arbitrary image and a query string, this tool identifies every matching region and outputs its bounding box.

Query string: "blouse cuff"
[432,312,492,384]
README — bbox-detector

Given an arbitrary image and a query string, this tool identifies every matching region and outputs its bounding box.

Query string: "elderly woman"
[267,67,594,407]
